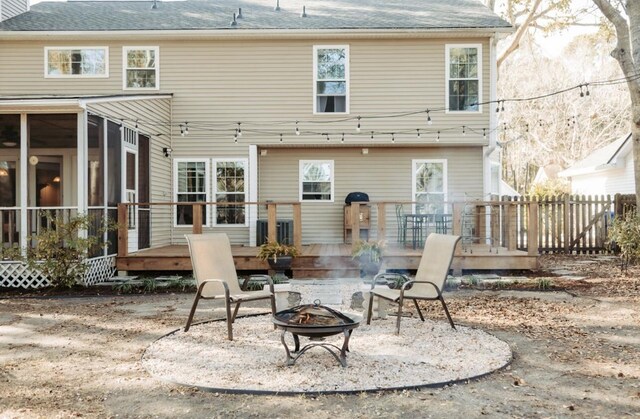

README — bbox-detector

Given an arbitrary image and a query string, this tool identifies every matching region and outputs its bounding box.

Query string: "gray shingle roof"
[0,0,511,32]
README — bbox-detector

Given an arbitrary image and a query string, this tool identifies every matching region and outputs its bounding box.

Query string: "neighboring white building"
[559,134,635,195]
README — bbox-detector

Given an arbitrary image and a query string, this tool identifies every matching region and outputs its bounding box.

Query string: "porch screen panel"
[176,161,207,225]
[216,161,245,225]
[106,121,122,207]
[137,135,150,249]
[87,115,104,207]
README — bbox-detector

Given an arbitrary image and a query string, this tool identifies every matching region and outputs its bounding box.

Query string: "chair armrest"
[248,274,274,294]
[399,280,442,297]
[198,279,230,299]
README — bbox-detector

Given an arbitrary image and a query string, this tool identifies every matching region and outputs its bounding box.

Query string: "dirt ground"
[1,254,639,418]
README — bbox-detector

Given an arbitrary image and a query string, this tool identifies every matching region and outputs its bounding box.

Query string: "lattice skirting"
[0,255,115,289]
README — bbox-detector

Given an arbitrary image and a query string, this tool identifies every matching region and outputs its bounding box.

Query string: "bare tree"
[591,0,640,207]
[488,0,597,68]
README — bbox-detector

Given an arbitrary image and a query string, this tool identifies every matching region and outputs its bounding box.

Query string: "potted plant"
[257,238,299,278]
[351,239,385,277]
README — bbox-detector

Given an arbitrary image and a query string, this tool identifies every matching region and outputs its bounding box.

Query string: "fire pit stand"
[272,301,361,368]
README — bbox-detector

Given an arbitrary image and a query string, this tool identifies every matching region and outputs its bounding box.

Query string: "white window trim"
[44,46,109,78]
[313,45,350,115]
[173,158,210,228]
[411,159,448,213]
[122,46,160,90]
[212,158,249,227]
[299,160,335,203]
[445,44,482,114]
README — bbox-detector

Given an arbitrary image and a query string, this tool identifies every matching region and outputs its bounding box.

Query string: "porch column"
[76,111,88,239]
[249,145,258,246]
[19,113,27,255]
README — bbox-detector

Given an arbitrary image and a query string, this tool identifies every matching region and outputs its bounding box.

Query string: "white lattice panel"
[0,262,50,289]
[82,255,116,286]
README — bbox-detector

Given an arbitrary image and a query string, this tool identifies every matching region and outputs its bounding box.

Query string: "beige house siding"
[0,0,28,22]
[86,98,173,248]
[258,146,483,244]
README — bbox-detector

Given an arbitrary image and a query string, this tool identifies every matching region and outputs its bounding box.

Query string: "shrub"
[609,211,640,268]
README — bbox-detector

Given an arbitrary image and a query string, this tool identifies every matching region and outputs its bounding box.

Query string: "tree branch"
[498,0,544,68]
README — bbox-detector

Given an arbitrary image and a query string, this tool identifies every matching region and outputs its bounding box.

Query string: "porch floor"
[117,243,538,278]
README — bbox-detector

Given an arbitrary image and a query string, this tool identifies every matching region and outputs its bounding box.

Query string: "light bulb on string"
[233,129,238,142]
[326,133,330,142]
[237,122,242,137]
[391,133,395,143]
[295,121,300,136]
[417,129,421,138]
[426,110,432,125]
[280,133,283,143]
[501,101,505,112]
[184,122,189,135]
[483,128,487,140]
[135,120,139,129]
[462,126,466,136]
[179,124,184,136]
[341,133,345,143]
[370,131,374,141]
[356,116,361,133]
[436,131,440,142]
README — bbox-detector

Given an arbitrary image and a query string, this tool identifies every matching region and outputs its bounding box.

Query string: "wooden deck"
[116,243,538,278]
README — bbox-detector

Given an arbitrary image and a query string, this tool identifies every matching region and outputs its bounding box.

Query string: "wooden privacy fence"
[504,194,635,254]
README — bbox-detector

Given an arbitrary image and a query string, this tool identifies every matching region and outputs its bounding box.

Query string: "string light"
[483,128,487,140]
[135,120,139,129]
[179,124,184,136]
[356,116,361,133]
[370,131,374,141]
[326,133,330,142]
[462,126,466,136]
[280,133,283,143]
[391,133,395,143]
[341,133,345,143]
[184,122,189,135]
[295,121,300,136]
[426,110,432,125]
[417,129,421,138]
[233,129,238,142]
[237,122,242,137]
[436,131,440,142]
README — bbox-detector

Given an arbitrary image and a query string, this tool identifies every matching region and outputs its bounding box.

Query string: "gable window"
[314,46,349,113]
[45,47,108,77]
[123,47,159,89]
[300,160,334,201]
[214,160,247,225]
[446,44,481,112]
[412,160,447,214]
[174,159,209,226]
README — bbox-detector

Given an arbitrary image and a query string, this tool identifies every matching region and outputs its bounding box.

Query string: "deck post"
[377,202,386,241]
[293,203,302,249]
[528,202,539,256]
[452,202,463,256]
[351,202,361,251]
[505,203,517,251]
[563,194,570,254]
[192,204,203,234]
[117,203,128,258]
[267,203,277,242]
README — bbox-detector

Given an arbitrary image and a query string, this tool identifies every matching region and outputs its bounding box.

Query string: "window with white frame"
[314,46,348,113]
[214,160,247,225]
[300,160,334,201]
[45,47,108,77]
[174,159,209,226]
[446,45,481,112]
[123,47,159,89]
[413,160,447,214]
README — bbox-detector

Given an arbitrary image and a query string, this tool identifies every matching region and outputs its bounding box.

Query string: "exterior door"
[123,128,138,253]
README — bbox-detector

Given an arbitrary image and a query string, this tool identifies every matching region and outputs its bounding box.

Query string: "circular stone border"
[142,315,513,396]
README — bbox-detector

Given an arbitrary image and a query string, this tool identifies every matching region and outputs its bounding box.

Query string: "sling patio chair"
[184,233,276,340]
[366,233,461,334]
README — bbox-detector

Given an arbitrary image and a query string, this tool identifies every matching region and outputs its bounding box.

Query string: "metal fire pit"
[272,300,361,367]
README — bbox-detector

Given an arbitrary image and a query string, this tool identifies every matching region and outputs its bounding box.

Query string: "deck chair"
[184,233,276,340]
[366,233,461,334]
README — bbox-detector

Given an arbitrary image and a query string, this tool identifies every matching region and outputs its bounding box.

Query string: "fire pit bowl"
[273,300,361,367]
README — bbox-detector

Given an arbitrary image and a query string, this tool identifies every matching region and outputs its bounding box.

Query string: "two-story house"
[0,0,512,286]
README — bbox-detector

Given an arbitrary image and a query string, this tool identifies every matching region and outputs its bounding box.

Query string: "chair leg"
[413,299,425,322]
[225,299,234,341]
[184,291,203,332]
[366,291,374,325]
[395,296,404,335]
[270,294,277,329]
[439,296,456,330]
[231,301,242,323]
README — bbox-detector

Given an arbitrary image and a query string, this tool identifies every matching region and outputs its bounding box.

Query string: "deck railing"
[116,199,541,257]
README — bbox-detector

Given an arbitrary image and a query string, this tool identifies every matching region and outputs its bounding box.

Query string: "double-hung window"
[214,160,247,225]
[300,160,334,201]
[45,47,108,77]
[174,159,209,226]
[314,46,349,113]
[123,46,159,89]
[446,44,481,112]
[412,160,447,214]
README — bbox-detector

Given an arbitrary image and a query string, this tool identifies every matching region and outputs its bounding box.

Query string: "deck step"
[292,268,361,279]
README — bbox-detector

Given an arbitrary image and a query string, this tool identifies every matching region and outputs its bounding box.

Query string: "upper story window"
[412,159,448,214]
[45,47,108,77]
[214,160,247,225]
[314,46,349,114]
[123,47,159,89]
[300,160,334,201]
[174,159,209,226]
[446,44,481,112]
